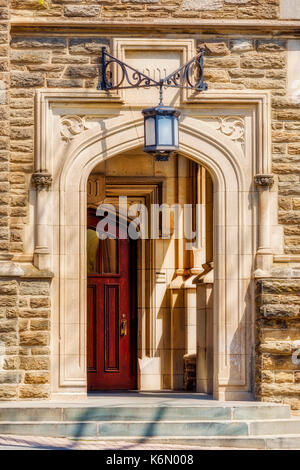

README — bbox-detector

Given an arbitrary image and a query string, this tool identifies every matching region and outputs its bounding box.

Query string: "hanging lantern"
[142,105,180,161]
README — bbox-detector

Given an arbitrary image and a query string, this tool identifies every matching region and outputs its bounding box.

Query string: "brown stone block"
[260,280,300,295]
[205,56,240,68]
[0,385,17,399]
[288,144,300,155]
[19,356,49,370]
[262,354,300,371]
[0,320,17,333]
[24,372,49,384]
[3,356,19,370]
[0,295,17,307]
[64,5,100,16]
[19,331,49,346]
[0,281,18,295]
[0,371,20,384]
[68,38,109,55]
[47,79,83,88]
[19,308,50,318]
[260,342,292,354]
[11,50,51,64]
[295,372,300,383]
[65,66,98,78]
[241,53,285,69]
[31,347,50,355]
[11,72,44,88]
[10,98,34,109]
[11,195,27,207]
[20,281,50,296]
[27,64,64,73]
[261,383,300,396]
[19,319,29,332]
[228,68,265,78]
[279,211,300,225]
[0,333,17,347]
[52,55,89,64]
[30,320,50,331]
[272,131,300,143]
[275,371,294,383]
[273,163,300,174]
[19,385,49,399]
[204,69,230,83]
[11,37,67,49]
[278,197,292,211]
[30,297,50,308]
[10,208,27,217]
[257,39,286,52]
[203,41,229,56]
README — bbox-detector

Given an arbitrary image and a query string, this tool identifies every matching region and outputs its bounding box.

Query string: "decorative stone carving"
[254,174,274,187]
[60,115,89,142]
[32,172,52,190]
[216,116,245,144]
[197,116,245,147]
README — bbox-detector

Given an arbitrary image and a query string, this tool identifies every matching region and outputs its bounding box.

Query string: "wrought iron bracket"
[97,47,208,96]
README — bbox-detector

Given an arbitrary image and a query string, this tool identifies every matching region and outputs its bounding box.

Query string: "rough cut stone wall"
[6,34,300,405]
[0,279,51,399]
[10,0,280,20]
[256,280,300,410]
[0,0,10,258]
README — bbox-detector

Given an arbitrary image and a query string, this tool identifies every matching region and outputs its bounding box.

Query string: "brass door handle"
[120,316,127,336]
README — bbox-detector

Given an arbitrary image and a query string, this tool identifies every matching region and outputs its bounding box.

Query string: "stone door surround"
[32,84,276,401]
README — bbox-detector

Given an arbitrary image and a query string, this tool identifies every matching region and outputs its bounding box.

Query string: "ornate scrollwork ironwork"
[97,47,208,93]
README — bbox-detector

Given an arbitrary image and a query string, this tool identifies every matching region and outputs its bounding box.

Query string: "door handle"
[120,315,127,337]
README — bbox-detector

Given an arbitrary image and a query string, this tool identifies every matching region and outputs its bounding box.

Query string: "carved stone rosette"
[254,174,274,187]
[32,172,52,191]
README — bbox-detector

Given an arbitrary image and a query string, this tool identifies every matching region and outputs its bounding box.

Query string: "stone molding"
[11,19,300,35]
[254,174,274,187]
[35,88,272,401]
[32,172,52,191]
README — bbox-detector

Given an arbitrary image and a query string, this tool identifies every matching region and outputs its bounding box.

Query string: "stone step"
[0,418,300,438]
[0,404,291,422]
[82,435,300,450]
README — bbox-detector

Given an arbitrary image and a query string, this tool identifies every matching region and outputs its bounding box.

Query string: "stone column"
[32,172,52,271]
[196,268,214,394]
[0,1,11,261]
[254,174,274,274]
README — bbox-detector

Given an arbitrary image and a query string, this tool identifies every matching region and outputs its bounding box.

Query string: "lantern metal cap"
[142,105,181,118]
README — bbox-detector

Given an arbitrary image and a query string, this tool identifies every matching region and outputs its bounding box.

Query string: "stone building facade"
[0,0,300,408]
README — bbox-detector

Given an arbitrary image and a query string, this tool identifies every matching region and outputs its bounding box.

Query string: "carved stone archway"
[33,90,276,401]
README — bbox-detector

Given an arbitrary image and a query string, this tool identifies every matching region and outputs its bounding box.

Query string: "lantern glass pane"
[174,117,179,147]
[145,117,156,146]
[157,115,173,146]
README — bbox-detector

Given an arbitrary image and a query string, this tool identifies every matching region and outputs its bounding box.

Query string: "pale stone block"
[182,0,222,10]
[138,357,161,390]
[281,0,300,19]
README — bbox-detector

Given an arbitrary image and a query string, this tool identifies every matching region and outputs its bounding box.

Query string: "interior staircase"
[0,397,300,449]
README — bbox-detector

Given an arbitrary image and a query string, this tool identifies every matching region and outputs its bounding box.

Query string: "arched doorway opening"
[86,149,214,392]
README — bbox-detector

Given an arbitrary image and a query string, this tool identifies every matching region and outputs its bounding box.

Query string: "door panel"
[87,210,137,391]
[104,284,119,372]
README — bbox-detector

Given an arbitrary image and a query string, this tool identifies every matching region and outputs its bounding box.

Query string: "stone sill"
[10,18,300,35]
[0,261,53,279]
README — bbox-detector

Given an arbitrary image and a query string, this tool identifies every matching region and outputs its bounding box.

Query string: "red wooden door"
[87,210,137,391]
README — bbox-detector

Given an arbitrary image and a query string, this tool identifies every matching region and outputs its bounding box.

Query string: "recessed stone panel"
[281,0,300,19]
